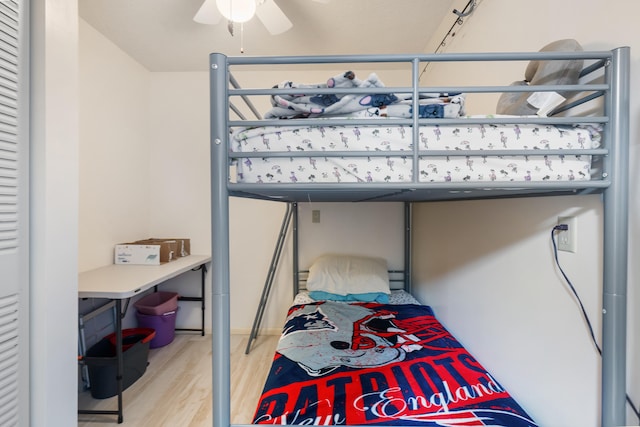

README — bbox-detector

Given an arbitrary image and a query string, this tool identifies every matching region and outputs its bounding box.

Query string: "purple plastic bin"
[134,291,179,315]
[135,307,179,348]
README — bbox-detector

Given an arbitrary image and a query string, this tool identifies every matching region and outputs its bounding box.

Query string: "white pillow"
[306,254,390,296]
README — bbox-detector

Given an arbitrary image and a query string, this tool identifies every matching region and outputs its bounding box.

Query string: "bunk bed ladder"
[245,202,294,354]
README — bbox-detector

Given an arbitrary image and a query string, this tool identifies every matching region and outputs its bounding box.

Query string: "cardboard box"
[114,240,176,265]
[134,239,178,261]
[115,244,164,265]
[114,238,189,265]
[152,238,190,257]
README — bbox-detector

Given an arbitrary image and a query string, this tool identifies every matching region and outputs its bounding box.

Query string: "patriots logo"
[282,307,337,337]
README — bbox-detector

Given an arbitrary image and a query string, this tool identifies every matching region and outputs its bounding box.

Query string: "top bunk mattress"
[230,117,601,184]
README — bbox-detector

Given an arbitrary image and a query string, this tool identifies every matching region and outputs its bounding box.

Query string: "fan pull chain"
[240,22,245,53]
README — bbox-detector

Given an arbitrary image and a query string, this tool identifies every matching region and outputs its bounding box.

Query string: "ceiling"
[79,0,457,72]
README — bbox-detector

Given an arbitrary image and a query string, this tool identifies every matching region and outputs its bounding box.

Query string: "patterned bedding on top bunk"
[231,119,600,184]
[253,297,538,426]
[263,70,465,121]
[230,70,600,185]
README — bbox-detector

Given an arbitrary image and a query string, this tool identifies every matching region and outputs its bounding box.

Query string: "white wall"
[413,197,603,425]
[79,20,152,271]
[411,1,640,426]
[297,202,405,270]
[77,21,156,343]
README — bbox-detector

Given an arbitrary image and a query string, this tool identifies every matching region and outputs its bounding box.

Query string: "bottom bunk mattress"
[231,117,600,184]
[253,300,537,426]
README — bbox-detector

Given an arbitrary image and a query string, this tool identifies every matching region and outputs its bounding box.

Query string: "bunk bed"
[209,45,630,427]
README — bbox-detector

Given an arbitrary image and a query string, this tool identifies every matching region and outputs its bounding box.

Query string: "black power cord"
[552,224,640,423]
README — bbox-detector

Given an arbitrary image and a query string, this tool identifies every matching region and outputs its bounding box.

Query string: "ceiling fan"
[194,0,329,35]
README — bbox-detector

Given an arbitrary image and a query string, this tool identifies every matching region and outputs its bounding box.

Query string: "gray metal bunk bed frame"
[209,47,630,427]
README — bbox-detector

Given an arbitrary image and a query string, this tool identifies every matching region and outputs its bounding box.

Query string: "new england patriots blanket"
[253,301,538,426]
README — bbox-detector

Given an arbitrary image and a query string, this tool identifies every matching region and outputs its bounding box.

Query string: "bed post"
[210,53,231,427]
[405,202,412,294]
[292,202,299,297]
[601,46,630,427]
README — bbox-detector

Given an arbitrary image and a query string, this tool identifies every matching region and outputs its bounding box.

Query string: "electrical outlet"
[312,210,320,223]
[557,216,577,253]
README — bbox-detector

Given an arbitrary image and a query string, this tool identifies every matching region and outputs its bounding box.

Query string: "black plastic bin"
[83,328,155,399]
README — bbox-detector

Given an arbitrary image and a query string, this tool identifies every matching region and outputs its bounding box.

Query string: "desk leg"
[176,263,207,336]
[115,299,124,423]
[199,264,206,336]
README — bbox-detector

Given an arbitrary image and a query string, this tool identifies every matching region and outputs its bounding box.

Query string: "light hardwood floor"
[78,333,279,426]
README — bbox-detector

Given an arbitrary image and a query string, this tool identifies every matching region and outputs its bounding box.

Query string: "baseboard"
[175,328,282,336]
[231,328,281,336]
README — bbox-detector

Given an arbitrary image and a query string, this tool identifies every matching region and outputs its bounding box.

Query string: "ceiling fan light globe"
[215,0,257,23]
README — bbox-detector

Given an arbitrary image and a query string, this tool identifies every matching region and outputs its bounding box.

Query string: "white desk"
[79,254,211,299]
[78,254,211,423]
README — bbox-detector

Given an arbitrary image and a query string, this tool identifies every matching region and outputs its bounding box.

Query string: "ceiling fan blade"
[193,0,222,25]
[255,0,293,35]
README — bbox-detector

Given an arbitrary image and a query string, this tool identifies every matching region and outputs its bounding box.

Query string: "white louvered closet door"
[0,0,29,425]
